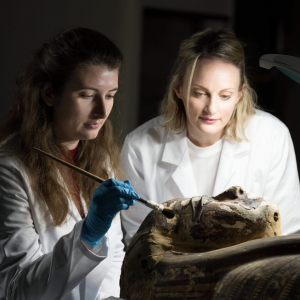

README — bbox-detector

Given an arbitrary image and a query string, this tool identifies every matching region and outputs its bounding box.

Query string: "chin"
[199,127,221,135]
[80,132,99,141]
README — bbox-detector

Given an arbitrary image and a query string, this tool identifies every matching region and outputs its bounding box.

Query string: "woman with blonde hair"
[121,28,300,246]
[0,27,139,299]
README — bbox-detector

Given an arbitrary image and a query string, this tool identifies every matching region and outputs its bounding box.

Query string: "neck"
[187,130,224,147]
[61,140,79,150]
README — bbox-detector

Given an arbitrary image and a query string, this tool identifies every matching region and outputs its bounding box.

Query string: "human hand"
[81,178,138,247]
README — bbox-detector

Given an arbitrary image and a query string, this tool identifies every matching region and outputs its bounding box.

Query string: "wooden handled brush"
[33,147,175,219]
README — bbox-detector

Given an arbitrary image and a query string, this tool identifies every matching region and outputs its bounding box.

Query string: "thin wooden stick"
[33,147,105,183]
[33,147,175,219]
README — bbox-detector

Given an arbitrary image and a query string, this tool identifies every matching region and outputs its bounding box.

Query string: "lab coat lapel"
[162,130,198,198]
[57,170,85,222]
[212,138,250,196]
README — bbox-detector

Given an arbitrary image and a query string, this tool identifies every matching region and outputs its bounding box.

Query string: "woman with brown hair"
[121,28,300,246]
[0,27,138,299]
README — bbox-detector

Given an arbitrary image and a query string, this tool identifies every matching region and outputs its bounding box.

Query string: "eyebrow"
[191,84,235,92]
[79,87,118,92]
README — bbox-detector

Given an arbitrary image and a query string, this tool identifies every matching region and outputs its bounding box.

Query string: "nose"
[93,96,107,119]
[204,95,217,115]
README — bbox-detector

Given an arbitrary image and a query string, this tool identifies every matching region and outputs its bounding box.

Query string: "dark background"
[1,0,300,170]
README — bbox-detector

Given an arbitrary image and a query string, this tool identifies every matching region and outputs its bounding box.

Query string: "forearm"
[6,221,107,300]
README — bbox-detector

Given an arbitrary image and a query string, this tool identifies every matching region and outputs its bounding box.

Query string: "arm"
[263,125,300,235]
[0,164,107,300]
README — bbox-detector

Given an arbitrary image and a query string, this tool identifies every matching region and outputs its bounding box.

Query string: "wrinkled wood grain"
[120,186,286,300]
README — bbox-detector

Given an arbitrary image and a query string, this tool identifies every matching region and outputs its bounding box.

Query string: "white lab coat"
[121,110,300,246]
[0,135,124,300]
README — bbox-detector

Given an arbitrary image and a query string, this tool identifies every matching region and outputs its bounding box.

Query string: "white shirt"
[187,136,224,196]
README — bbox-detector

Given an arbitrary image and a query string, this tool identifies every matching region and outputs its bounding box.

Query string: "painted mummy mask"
[120,186,300,300]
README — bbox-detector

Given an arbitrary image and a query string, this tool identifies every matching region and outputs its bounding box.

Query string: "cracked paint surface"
[120,186,282,300]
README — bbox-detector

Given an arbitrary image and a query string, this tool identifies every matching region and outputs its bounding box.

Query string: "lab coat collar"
[162,129,250,165]
[162,129,198,197]
[161,129,187,165]
[161,130,250,198]
[212,137,250,195]
[57,170,87,222]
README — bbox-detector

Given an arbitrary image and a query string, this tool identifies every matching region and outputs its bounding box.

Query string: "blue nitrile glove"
[81,178,139,247]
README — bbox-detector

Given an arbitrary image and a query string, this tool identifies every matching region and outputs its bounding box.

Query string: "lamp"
[259,54,300,84]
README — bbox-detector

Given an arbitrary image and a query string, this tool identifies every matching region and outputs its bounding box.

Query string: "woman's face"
[43,65,118,150]
[176,58,244,147]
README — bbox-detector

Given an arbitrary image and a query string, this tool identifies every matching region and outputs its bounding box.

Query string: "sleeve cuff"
[76,220,109,261]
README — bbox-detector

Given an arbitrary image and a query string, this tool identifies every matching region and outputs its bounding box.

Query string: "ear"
[41,82,54,106]
[174,84,183,99]
[236,83,245,104]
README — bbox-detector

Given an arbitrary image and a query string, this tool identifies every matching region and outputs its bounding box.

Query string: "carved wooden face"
[134,186,281,254]
[120,186,282,300]
[120,187,281,300]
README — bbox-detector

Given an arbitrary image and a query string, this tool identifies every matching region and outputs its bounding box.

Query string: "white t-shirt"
[187,136,224,197]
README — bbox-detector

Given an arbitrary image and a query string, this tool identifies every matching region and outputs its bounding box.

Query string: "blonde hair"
[160,28,259,142]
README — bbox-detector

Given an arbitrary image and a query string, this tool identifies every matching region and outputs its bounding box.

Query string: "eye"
[79,93,94,99]
[220,94,231,100]
[106,94,116,100]
[194,91,206,97]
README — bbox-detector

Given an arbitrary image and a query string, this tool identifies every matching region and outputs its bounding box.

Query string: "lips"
[84,122,101,129]
[199,117,219,124]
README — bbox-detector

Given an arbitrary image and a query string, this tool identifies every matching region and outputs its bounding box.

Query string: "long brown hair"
[0,27,124,226]
[160,28,259,142]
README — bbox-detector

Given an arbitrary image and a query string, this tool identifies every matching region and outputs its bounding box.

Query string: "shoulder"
[247,109,290,136]
[123,116,168,147]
